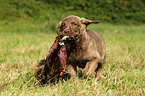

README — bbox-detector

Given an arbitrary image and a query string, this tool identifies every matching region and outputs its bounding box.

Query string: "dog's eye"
[73,23,79,26]
[61,23,65,28]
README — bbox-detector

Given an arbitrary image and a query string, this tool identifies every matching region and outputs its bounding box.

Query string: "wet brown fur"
[57,15,106,79]
[34,16,106,83]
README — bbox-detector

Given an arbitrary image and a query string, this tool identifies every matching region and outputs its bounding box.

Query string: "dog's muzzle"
[59,36,74,46]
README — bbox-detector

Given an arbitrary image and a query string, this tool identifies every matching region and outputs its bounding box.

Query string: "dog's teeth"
[61,36,69,40]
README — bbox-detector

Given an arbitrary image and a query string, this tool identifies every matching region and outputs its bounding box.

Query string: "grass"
[0,21,145,96]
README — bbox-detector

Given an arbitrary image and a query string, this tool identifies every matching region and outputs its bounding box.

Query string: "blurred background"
[0,0,144,33]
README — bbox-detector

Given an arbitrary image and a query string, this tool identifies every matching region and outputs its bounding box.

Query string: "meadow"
[0,21,145,95]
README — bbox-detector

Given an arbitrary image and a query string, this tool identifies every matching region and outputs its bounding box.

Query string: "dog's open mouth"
[59,36,74,45]
[59,36,69,45]
[61,36,70,41]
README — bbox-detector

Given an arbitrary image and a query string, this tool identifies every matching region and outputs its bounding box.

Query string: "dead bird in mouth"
[34,35,75,84]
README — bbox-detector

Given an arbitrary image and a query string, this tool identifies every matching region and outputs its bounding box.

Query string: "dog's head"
[57,15,100,37]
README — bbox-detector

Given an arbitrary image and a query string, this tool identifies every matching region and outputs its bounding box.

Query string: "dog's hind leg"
[95,57,106,80]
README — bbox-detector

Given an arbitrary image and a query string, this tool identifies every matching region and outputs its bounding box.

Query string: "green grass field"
[0,21,145,95]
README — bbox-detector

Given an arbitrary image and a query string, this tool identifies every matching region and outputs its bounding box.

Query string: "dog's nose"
[64,30,70,34]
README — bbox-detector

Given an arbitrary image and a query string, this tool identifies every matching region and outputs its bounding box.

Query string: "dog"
[34,15,106,84]
[57,15,106,79]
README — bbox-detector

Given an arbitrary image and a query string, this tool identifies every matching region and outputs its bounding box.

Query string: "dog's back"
[86,30,106,62]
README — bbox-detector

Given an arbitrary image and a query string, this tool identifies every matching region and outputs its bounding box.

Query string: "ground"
[0,22,145,95]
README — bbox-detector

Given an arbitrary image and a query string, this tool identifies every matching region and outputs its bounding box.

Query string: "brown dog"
[57,15,106,79]
[34,16,106,84]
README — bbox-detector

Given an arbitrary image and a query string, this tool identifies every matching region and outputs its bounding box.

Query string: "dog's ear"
[57,21,62,35]
[81,18,100,27]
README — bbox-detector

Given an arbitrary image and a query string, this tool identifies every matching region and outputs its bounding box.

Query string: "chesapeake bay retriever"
[34,15,106,84]
[57,15,106,79]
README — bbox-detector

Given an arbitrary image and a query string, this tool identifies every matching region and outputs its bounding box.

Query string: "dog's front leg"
[66,64,77,76]
[82,59,99,79]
